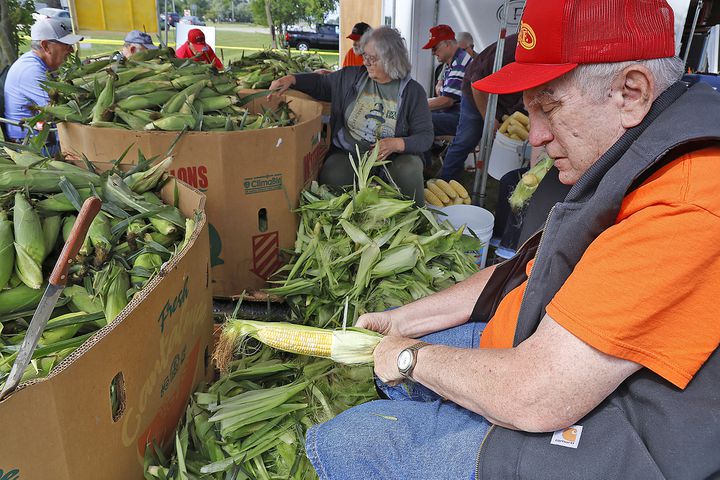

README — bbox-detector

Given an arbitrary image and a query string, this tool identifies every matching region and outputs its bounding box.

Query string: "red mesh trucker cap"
[473,0,676,94]
[422,24,456,50]
[188,28,206,45]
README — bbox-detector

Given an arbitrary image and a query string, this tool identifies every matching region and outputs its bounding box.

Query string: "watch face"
[397,349,413,371]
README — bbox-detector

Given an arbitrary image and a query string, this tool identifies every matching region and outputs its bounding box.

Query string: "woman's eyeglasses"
[362,53,379,65]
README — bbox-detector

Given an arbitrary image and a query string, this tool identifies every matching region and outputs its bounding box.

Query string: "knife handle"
[49,196,102,286]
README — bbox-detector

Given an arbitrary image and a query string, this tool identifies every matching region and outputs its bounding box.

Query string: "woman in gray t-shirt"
[270,27,434,205]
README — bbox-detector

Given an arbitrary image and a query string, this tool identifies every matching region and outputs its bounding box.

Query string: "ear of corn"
[509,153,554,211]
[91,75,114,124]
[41,215,62,260]
[116,91,176,110]
[94,260,130,325]
[0,212,15,290]
[0,283,44,314]
[13,192,46,289]
[448,180,469,199]
[427,182,450,204]
[37,188,93,214]
[130,251,163,286]
[434,179,458,200]
[215,319,383,372]
[424,188,444,207]
[88,212,113,265]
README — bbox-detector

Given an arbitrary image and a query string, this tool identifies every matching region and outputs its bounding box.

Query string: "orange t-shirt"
[480,146,720,389]
[342,48,364,67]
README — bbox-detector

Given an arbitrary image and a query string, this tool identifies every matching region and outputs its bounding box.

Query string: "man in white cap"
[3,17,82,142]
[121,30,158,59]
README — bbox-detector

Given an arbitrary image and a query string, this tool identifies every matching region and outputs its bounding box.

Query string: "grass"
[19,24,340,66]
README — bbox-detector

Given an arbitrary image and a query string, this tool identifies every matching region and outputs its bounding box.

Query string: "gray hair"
[30,40,44,51]
[358,26,411,80]
[562,57,685,102]
[457,32,474,49]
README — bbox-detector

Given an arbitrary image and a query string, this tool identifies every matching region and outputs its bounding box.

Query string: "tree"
[249,0,337,41]
[0,0,34,70]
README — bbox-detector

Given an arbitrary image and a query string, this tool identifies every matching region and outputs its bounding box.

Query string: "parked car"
[32,7,72,32]
[285,24,339,51]
[178,15,206,26]
[159,12,180,30]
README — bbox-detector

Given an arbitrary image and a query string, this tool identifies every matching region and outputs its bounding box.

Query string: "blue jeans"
[305,322,491,480]
[439,95,485,181]
[431,106,461,137]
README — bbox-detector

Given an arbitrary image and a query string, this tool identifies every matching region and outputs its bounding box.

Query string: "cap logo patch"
[518,21,536,50]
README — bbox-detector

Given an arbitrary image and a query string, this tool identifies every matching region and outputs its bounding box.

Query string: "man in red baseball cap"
[342,21,372,67]
[423,24,472,136]
[176,28,223,69]
[299,1,720,479]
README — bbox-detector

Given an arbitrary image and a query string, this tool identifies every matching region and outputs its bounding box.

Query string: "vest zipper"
[474,424,496,478]
[516,204,557,318]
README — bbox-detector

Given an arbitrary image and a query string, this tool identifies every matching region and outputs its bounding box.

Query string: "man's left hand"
[373,335,421,385]
[373,137,405,161]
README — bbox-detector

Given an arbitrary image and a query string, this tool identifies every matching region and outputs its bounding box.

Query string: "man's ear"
[616,65,655,129]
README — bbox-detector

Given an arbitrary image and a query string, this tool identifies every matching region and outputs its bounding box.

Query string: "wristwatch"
[397,341,430,379]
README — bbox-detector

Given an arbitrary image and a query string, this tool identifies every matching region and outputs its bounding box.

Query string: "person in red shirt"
[342,22,371,68]
[175,28,223,69]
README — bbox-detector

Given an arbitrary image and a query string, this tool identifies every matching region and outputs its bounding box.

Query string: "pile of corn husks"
[0,145,195,390]
[145,148,480,479]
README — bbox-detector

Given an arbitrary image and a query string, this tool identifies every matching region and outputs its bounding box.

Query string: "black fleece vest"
[470,82,720,480]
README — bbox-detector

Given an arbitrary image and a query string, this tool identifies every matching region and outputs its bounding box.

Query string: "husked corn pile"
[229,49,331,89]
[36,49,296,131]
[424,178,471,207]
[0,146,197,389]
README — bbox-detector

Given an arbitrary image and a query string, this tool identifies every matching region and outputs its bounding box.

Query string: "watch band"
[399,341,430,379]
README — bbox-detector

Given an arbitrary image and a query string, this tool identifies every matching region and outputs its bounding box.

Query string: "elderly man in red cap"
[300,1,720,479]
[342,21,372,67]
[176,28,223,69]
[423,24,472,139]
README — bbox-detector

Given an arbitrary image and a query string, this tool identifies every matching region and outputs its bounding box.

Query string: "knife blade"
[0,196,102,400]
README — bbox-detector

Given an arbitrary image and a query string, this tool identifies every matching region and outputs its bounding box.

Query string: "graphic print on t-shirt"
[346,83,399,145]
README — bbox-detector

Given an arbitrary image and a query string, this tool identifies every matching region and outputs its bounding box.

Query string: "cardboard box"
[58,94,327,297]
[0,180,214,480]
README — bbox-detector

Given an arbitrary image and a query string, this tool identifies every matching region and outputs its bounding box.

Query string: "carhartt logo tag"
[518,21,537,50]
[550,425,583,448]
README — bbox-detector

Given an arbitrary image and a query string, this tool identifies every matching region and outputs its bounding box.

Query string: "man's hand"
[357,311,398,335]
[267,75,296,99]
[372,137,405,161]
[373,336,421,385]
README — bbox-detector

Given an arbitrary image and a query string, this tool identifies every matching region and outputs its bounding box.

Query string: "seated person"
[269,26,433,206]
[176,29,223,69]
[120,30,158,59]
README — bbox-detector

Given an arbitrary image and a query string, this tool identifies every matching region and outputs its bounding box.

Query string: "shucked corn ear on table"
[499,111,530,141]
[424,179,471,207]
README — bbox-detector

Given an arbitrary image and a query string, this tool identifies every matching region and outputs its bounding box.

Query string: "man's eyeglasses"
[362,53,379,65]
[431,41,447,54]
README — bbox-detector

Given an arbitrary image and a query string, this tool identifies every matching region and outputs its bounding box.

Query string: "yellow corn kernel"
[449,180,469,199]
[424,188,444,207]
[256,326,333,357]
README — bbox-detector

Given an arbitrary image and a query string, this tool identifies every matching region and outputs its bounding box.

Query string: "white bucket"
[488,132,524,180]
[441,204,495,269]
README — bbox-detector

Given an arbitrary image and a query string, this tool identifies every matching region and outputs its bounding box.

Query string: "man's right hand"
[356,311,398,336]
[267,75,296,99]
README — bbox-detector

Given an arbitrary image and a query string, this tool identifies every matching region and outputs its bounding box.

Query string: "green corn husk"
[88,212,113,265]
[508,154,555,212]
[63,285,103,314]
[116,91,176,110]
[62,215,92,257]
[41,215,63,260]
[144,114,196,131]
[0,283,44,314]
[130,251,163,286]
[124,157,173,193]
[95,260,130,324]
[179,216,196,251]
[13,192,46,289]
[141,192,177,235]
[90,75,115,124]
[37,188,93,214]
[103,174,185,228]
[0,211,15,290]
[114,107,149,130]
[0,166,101,193]
[40,311,90,344]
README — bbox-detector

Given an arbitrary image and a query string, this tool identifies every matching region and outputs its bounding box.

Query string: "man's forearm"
[428,95,456,111]
[390,265,496,338]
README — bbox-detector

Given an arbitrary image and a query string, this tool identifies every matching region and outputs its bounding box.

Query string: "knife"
[0,196,102,400]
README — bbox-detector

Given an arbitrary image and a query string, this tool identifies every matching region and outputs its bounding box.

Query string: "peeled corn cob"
[215,319,383,372]
[426,182,450,204]
[434,179,458,200]
[424,188,444,207]
[449,180,469,199]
